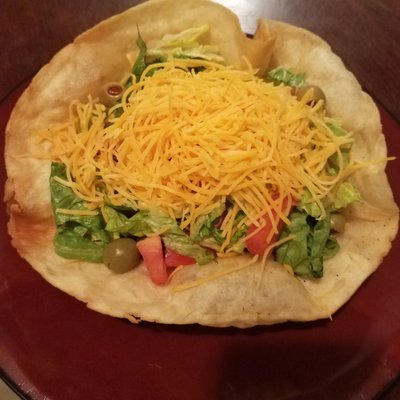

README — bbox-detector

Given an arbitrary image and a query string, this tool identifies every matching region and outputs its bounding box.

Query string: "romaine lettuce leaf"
[298,189,323,219]
[266,67,306,87]
[331,182,362,210]
[148,25,224,62]
[162,234,214,265]
[191,203,225,244]
[190,205,248,253]
[115,26,221,117]
[103,207,214,264]
[54,230,107,263]
[50,162,111,262]
[299,182,361,219]
[275,211,339,278]
[131,28,148,84]
[325,122,352,176]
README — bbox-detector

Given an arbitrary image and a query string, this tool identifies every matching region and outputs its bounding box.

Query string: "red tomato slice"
[245,196,292,256]
[164,248,196,268]
[136,236,168,285]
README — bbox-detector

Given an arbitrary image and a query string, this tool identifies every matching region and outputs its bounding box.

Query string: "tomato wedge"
[245,196,292,256]
[164,248,196,268]
[136,236,168,285]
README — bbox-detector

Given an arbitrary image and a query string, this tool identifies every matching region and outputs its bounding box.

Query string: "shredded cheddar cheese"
[172,254,260,292]
[55,208,99,216]
[38,58,355,253]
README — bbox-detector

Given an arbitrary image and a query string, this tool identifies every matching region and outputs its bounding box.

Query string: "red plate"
[1,83,399,400]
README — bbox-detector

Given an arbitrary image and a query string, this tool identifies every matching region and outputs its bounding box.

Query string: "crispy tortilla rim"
[4,0,399,327]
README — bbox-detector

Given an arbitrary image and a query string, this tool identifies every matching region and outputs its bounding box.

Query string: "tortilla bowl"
[4,0,399,327]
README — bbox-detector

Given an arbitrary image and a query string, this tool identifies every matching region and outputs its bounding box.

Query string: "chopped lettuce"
[113,29,149,117]
[115,26,222,117]
[50,162,111,262]
[102,206,174,237]
[266,67,306,87]
[299,182,361,219]
[326,122,352,176]
[53,230,108,263]
[50,164,214,265]
[162,234,214,265]
[148,25,224,62]
[275,211,339,278]
[131,28,148,84]
[331,182,362,210]
[103,207,214,264]
[283,176,360,276]
[190,205,248,253]
[298,121,359,219]
[298,189,323,219]
[191,203,225,245]
[126,30,166,86]
[326,121,348,137]
[230,211,248,243]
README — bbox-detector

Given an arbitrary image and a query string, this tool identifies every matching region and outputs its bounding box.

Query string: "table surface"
[1,0,399,121]
[1,1,399,399]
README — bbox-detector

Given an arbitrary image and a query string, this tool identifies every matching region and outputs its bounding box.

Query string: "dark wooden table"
[0,1,399,399]
[1,0,399,120]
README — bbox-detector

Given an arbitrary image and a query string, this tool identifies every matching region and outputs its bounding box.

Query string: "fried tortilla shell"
[5,0,399,327]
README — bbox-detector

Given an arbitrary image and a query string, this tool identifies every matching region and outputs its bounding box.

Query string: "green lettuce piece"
[54,230,106,263]
[298,121,359,219]
[275,211,339,278]
[103,207,214,265]
[191,205,248,253]
[266,67,306,87]
[326,122,352,176]
[103,206,138,234]
[131,28,148,84]
[326,122,348,137]
[148,25,224,62]
[153,25,209,48]
[115,26,217,117]
[230,214,247,244]
[298,188,323,219]
[331,182,362,210]
[191,203,225,245]
[162,234,214,265]
[227,211,248,252]
[103,207,175,236]
[50,162,111,262]
[114,29,149,120]
[299,182,361,220]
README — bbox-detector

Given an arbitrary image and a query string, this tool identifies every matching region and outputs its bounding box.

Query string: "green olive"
[103,238,141,274]
[98,82,124,107]
[295,84,326,105]
[330,213,346,233]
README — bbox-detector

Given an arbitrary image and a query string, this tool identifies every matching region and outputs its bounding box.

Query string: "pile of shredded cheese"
[39,58,355,252]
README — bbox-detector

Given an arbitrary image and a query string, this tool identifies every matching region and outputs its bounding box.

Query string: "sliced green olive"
[295,84,326,105]
[330,213,346,233]
[103,238,141,274]
[99,82,124,107]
